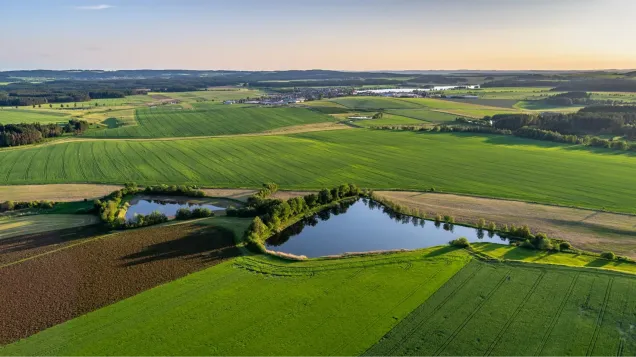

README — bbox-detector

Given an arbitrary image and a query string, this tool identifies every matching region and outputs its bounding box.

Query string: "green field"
[0,214,99,239]
[330,96,518,118]
[353,114,426,127]
[84,105,332,138]
[331,97,425,110]
[386,108,461,122]
[163,89,265,102]
[1,130,636,213]
[0,247,469,355]
[0,109,70,124]
[364,259,636,356]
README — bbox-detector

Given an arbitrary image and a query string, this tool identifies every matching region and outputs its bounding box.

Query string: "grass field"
[353,114,426,127]
[331,97,425,110]
[364,259,636,356]
[375,191,636,258]
[0,247,470,355]
[84,105,332,137]
[0,214,99,239]
[163,89,265,102]
[386,108,461,122]
[472,243,636,274]
[0,130,635,212]
[0,109,70,124]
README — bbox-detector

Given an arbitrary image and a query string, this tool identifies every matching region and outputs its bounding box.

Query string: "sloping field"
[354,114,426,127]
[0,109,70,124]
[84,105,331,138]
[0,131,635,212]
[0,247,470,355]
[0,218,248,345]
[330,96,517,118]
[0,184,121,202]
[375,191,636,258]
[364,260,636,356]
[386,108,460,122]
[0,214,99,240]
[331,96,425,109]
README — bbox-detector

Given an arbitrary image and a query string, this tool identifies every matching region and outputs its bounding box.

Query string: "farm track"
[586,277,614,356]
[0,222,239,345]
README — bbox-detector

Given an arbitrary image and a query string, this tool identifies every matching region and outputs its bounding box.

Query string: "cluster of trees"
[124,211,168,229]
[175,207,214,220]
[0,200,54,212]
[0,89,129,106]
[0,120,88,147]
[238,183,362,252]
[142,184,205,197]
[545,92,592,106]
[95,183,208,228]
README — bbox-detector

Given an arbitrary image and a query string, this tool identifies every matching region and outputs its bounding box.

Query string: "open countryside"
[2,1,636,356]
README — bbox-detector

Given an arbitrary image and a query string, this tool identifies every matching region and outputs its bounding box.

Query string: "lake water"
[266,198,508,257]
[125,196,227,220]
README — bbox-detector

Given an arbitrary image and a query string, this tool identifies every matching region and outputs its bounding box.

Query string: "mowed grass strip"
[364,260,636,356]
[84,105,332,138]
[0,247,469,355]
[0,109,70,124]
[0,217,249,345]
[0,215,99,240]
[1,130,636,212]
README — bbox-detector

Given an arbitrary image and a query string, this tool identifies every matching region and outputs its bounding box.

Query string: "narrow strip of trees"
[0,119,89,147]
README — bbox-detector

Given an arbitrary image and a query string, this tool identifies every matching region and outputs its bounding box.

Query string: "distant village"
[224,84,481,106]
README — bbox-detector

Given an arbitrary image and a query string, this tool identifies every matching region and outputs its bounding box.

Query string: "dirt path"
[375,191,636,258]
[0,222,239,344]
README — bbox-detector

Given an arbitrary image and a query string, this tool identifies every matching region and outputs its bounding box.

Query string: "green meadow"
[0,109,70,124]
[1,130,636,213]
[365,260,636,356]
[0,248,469,356]
[84,105,332,138]
[386,108,460,122]
[353,114,425,127]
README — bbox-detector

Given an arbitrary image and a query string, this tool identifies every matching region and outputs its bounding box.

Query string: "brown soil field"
[200,188,256,202]
[0,184,122,202]
[376,191,636,258]
[0,225,108,267]
[270,190,312,201]
[0,221,239,345]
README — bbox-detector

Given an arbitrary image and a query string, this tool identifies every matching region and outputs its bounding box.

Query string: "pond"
[125,196,229,220]
[266,198,509,257]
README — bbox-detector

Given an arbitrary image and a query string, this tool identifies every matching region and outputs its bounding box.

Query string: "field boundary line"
[384,262,485,356]
[586,277,614,356]
[336,266,445,355]
[0,230,117,270]
[535,272,581,356]
[484,270,546,356]
[433,270,512,356]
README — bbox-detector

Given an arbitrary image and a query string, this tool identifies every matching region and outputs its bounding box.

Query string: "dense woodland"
[0,119,87,147]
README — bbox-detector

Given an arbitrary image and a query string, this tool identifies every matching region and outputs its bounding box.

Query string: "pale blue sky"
[1,0,635,70]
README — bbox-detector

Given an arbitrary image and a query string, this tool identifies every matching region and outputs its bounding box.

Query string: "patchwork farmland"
[85,105,332,138]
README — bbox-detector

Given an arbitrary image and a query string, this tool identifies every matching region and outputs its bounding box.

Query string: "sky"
[1,0,635,71]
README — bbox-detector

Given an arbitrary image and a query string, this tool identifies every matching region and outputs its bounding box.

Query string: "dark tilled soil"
[0,225,108,266]
[0,223,239,345]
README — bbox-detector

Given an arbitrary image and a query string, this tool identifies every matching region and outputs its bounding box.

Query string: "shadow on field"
[423,245,456,258]
[120,226,239,266]
[0,225,106,264]
[546,218,636,238]
[585,259,611,268]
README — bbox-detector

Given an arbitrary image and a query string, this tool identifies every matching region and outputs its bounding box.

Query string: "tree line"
[233,183,363,253]
[0,119,88,147]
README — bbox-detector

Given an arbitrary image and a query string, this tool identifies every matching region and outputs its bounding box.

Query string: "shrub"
[477,218,486,229]
[444,215,454,224]
[520,239,535,249]
[600,251,616,260]
[533,234,553,250]
[175,208,192,220]
[559,241,573,251]
[192,207,214,218]
[435,214,442,223]
[449,237,471,248]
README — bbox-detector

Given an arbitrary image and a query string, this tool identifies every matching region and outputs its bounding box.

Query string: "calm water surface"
[266,198,508,257]
[125,196,226,220]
